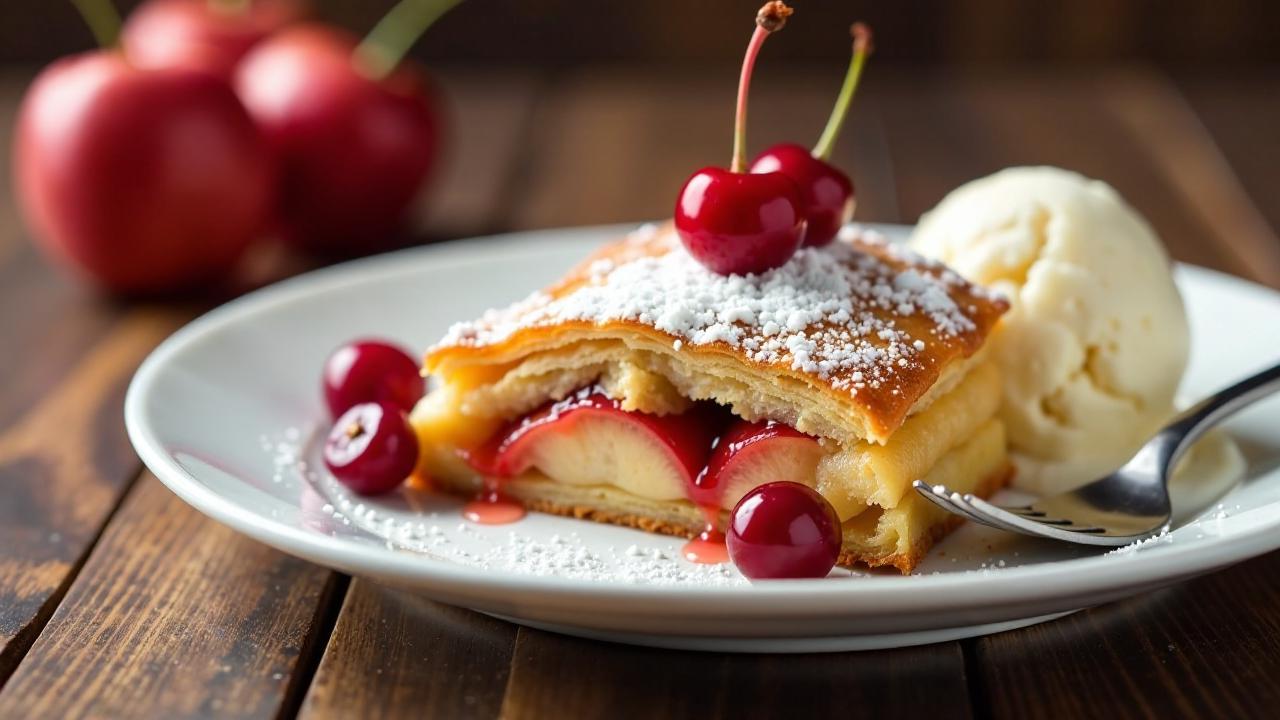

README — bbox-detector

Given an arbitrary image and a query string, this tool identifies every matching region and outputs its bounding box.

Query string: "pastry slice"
[411,224,1011,573]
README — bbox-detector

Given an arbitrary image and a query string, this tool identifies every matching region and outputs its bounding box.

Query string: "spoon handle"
[1164,362,1280,464]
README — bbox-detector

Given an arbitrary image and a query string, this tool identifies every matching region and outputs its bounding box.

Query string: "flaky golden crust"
[837,462,1014,573]
[427,226,1007,443]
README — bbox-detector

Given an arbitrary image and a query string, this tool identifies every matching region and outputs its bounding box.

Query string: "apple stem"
[731,2,792,173]
[354,0,463,80]
[812,23,873,161]
[71,0,122,48]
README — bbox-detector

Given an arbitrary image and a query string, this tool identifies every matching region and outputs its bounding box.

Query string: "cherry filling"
[459,386,834,574]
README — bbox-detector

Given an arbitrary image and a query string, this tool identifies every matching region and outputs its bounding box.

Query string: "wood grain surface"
[300,583,516,719]
[0,474,340,719]
[0,64,1277,720]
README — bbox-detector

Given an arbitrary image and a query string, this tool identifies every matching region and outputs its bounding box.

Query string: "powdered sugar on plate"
[437,224,1000,394]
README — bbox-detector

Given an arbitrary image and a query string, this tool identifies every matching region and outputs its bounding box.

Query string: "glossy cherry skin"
[235,24,440,256]
[14,52,274,295]
[322,339,425,418]
[324,402,419,495]
[727,481,842,579]
[674,167,805,275]
[751,143,853,247]
[122,0,304,80]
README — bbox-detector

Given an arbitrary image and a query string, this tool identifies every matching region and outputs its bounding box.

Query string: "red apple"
[14,51,275,295]
[122,0,305,80]
[234,24,439,256]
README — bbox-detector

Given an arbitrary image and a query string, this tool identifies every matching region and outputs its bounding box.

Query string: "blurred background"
[0,0,1277,295]
[5,0,1280,66]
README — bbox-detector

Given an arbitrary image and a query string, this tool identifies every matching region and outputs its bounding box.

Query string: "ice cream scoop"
[909,167,1192,493]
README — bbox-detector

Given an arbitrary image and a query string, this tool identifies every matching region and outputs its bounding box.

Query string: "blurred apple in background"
[235,0,455,257]
[122,0,305,80]
[14,0,455,294]
[14,1,275,295]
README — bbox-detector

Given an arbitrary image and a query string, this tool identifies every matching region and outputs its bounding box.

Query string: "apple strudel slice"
[411,224,1010,573]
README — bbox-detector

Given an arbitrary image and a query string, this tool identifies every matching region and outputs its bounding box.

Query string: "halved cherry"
[324,401,419,495]
[694,419,824,510]
[463,389,726,501]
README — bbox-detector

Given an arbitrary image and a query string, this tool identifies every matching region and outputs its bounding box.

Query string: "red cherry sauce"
[682,503,730,564]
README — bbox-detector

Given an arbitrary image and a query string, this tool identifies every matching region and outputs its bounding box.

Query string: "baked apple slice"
[465,389,723,500]
[695,419,825,510]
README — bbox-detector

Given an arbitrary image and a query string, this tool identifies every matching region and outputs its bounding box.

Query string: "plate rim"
[125,222,1280,616]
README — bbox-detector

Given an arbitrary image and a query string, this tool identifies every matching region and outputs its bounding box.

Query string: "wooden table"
[2,63,1279,719]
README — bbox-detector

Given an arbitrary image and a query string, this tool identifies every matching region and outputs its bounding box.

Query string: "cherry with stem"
[674,1,805,276]
[750,23,873,247]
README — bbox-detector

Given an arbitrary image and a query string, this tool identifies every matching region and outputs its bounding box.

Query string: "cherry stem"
[71,0,122,48]
[354,0,463,81]
[732,2,792,173]
[812,23,873,161]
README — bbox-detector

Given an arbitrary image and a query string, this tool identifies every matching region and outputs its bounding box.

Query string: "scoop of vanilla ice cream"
[909,167,1190,493]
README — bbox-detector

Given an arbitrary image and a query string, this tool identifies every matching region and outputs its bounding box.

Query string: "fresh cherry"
[749,23,872,247]
[727,481,842,579]
[750,144,852,248]
[322,339,425,418]
[122,0,304,80]
[235,0,457,256]
[324,401,419,495]
[674,2,804,276]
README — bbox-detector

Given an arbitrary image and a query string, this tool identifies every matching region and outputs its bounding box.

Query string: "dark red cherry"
[672,2,802,276]
[675,168,804,275]
[751,143,853,247]
[727,481,842,579]
[324,401,419,495]
[323,339,424,418]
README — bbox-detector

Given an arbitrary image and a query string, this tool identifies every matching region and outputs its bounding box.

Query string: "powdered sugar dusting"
[438,224,994,394]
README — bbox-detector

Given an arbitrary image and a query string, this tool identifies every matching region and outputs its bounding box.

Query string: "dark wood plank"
[499,628,972,720]
[0,473,340,719]
[1176,69,1280,287]
[299,581,516,719]
[412,67,545,238]
[1100,69,1280,288]
[975,552,1280,720]
[0,309,186,682]
[877,68,1265,282]
[510,66,901,228]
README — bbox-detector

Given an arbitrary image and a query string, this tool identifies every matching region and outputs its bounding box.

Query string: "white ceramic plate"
[126,224,1280,652]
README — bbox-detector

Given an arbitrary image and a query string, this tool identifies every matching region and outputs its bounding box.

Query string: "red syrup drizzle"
[462,478,526,525]
[682,503,730,565]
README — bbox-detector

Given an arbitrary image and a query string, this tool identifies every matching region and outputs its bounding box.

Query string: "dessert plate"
[126,224,1280,652]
